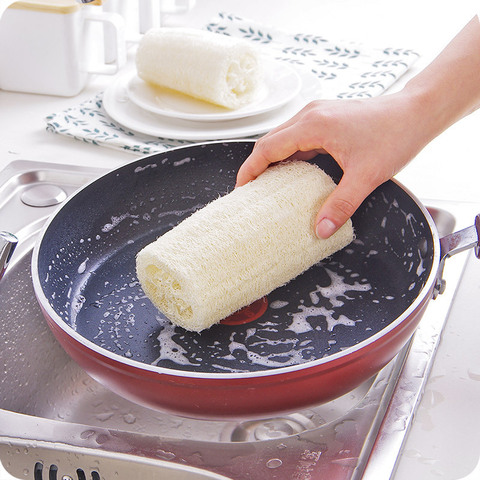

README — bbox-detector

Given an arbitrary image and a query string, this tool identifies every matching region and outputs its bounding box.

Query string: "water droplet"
[96,411,115,422]
[123,413,136,424]
[78,258,89,274]
[266,458,282,469]
[468,367,480,381]
[95,434,109,445]
[155,449,176,461]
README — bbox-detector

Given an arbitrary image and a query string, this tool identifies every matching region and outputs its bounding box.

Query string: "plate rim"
[126,57,303,122]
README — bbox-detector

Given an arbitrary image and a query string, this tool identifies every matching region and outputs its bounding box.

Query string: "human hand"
[237,15,480,239]
[236,94,427,238]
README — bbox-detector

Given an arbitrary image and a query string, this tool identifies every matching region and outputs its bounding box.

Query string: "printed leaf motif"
[282,46,316,57]
[239,27,273,43]
[325,46,360,58]
[45,13,419,154]
[372,59,409,68]
[218,12,244,22]
[337,91,373,99]
[206,23,229,35]
[361,70,397,79]
[383,47,419,57]
[274,56,306,66]
[311,69,337,80]
[349,80,384,89]
[293,33,328,45]
[314,59,349,69]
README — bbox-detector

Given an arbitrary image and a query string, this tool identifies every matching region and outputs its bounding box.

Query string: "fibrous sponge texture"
[136,161,354,332]
[135,27,263,109]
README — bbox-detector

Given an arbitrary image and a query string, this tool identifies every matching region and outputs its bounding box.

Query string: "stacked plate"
[103,58,320,141]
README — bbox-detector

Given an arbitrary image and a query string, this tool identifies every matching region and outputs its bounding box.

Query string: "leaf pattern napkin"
[45,12,419,155]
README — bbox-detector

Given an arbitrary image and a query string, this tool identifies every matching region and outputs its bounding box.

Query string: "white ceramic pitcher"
[0,0,126,96]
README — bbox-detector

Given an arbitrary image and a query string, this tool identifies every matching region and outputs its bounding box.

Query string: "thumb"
[315,172,377,239]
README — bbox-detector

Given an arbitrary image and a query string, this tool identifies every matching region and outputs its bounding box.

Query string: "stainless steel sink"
[0,160,471,480]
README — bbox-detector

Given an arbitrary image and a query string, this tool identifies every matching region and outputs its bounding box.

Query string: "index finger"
[235,127,304,187]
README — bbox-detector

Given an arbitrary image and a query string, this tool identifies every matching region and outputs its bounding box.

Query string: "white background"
[1,1,480,479]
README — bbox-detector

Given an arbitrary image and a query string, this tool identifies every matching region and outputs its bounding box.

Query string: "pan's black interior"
[36,141,435,373]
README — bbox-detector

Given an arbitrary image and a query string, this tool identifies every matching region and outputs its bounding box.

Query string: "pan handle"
[434,214,480,298]
[0,231,18,282]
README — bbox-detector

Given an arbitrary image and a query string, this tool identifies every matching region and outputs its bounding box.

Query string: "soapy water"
[149,262,374,372]
[62,250,379,373]
[102,213,140,233]
[46,235,428,374]
[40,161,433,375]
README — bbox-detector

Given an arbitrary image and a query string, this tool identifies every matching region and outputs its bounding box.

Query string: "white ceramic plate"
[126,58,302,122]
[103,67,321,141]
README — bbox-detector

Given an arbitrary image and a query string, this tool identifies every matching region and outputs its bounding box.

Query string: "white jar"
[0,0,126,96]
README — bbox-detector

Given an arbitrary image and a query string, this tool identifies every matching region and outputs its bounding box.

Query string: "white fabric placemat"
[45,12,419,155]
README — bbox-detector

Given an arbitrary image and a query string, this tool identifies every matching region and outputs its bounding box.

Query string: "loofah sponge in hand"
[135,27,263,110]
[136,161,354,332]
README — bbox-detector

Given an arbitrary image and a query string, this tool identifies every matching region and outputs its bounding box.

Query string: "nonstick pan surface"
[32,140,439,418]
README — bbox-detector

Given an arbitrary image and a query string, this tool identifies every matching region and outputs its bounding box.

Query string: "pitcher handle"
[84,8,127,74]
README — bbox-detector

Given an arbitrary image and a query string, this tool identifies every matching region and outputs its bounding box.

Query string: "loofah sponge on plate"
[136,161,354,332]
[135,27,263,109]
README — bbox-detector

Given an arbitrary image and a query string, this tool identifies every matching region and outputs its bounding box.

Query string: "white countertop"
[1,1,480,479]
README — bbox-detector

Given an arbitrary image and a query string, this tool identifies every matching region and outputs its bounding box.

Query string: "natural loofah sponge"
[136,161,354,332]
[135,27,263,109]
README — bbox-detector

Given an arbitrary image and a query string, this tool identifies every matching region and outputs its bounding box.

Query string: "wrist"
[381,84,442,162]
[399,15,480,145]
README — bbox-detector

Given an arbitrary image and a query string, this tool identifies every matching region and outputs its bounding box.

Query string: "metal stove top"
[0,160,472,480]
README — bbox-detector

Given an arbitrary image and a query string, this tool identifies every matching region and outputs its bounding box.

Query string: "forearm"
[401,15,480,149]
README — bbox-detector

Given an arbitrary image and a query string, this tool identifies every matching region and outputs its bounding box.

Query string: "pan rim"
[31,140,441,380]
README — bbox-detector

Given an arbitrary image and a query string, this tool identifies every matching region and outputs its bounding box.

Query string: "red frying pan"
[31,140,480,419]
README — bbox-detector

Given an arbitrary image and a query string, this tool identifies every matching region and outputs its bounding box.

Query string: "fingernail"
[316,218,337,239]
